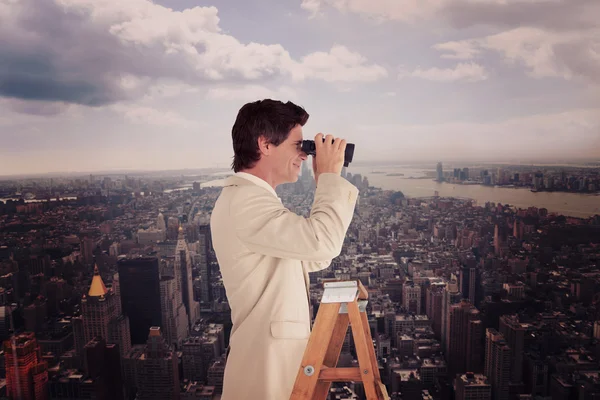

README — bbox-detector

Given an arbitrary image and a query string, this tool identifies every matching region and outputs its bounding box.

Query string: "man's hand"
[313,133,347,185]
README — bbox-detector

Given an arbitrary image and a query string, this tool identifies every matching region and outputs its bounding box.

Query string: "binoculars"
[301,139,355,167]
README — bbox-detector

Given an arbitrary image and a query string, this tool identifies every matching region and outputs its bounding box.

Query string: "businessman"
[210,99,359,400]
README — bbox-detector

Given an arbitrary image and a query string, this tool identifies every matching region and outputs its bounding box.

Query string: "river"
[202,166,600,218]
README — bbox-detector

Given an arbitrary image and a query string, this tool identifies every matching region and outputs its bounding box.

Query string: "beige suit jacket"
[210,172,359,400]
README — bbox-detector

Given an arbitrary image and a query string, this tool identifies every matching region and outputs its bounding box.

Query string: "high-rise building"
[447,300,483,375]
[80,236,95,266]
[442,278,462,353]
[484,328,511,400]
[455,373,491,400]
[198,225,212,307]
[175,226,200,328]
[84,337,125,400]
[403,280,421,314]
[117,257,163,345]
[80,265,131,357]
[160,276,189,347]
[594,321,600,340]
[459,258,482,307]
[157,212,167,232]
[426,283,445,340]
[135,327,180,400]
[182,337,205,383]
[499,315,527,384]
[4,332,49,400]
[436,162,444,182]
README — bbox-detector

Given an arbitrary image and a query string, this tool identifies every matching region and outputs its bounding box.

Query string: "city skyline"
[1,0,600,175]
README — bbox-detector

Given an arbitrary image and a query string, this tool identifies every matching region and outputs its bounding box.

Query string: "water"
[0,196,78,203]
[347,165,600,218]
[202,166,600,218]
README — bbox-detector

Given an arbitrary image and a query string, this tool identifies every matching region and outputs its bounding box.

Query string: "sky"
[1,0,599,176]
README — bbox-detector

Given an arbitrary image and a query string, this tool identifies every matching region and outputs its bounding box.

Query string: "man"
[210,99,359,400]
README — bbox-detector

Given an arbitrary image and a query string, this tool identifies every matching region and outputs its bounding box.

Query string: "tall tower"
[175,225,199,329]
[485,328,511,400]
[455,373,491,400]
[157,213,167,241]
[494,224,503,255]
[499,315,526,384]
[135,327,180,400]
[81,265,131,357]
[81,236,95,266]
[198,226,212,307]
[4,332,49,400]
[402,280,421,314]
[442,277,462,353]
[436,162,444,182]
[84,337,125,400]
[157,213,166,232]
[160,276,189,347]
[459,258,481,307]
[117,257,163,345]
[426,283,445,340]
[447,300,483,375]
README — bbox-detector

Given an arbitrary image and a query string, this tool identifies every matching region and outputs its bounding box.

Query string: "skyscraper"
[80,236,95,266]
[4,332,49,400]
[117,257,163,345]
[499,315,527,384]
[426,282,445,340]
[175,226,200,328]
[436,162,444,182]
[160,276,189,347]
[459,257,482,307]
[135,327,180,400]
[447,300,483,375]
[403,280,421,314]
[80,265,131,357]
[455,373,491,400]
[84,337,125,400]
[198,225,212,307]
[442,277,462,353]
[485,328,511,400]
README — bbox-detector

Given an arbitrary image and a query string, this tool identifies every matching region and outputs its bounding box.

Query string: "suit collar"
[224,172,280,200]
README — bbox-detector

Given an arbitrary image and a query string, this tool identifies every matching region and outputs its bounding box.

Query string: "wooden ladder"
[290,280,389,400]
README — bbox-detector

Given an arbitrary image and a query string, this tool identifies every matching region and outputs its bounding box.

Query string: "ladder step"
[319,367,363,382]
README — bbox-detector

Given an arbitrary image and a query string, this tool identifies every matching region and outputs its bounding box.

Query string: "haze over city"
[1,0,599,176]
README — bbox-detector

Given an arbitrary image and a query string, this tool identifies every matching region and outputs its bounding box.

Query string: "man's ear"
[258,135,271,156]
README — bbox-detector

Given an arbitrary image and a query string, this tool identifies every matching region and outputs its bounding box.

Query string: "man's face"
[271,124,307,186]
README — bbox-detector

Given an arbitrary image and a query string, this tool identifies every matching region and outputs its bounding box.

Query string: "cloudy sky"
[1,0,599,176]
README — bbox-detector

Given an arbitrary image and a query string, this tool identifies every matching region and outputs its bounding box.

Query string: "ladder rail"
[290,280,389,400]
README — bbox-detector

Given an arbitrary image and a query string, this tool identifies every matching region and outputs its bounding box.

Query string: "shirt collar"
[234,172,280,201]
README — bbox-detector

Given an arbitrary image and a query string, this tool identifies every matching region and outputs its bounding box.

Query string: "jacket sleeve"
[302,260,332,273]
[232,173,358,261]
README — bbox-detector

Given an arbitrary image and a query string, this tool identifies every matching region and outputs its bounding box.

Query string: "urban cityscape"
[0,160,599,399]
[2,0,600,398]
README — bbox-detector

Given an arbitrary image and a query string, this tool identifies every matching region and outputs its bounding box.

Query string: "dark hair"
[231,99,309,172]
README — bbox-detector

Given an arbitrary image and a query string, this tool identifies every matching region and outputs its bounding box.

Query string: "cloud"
[1,98,72,116]
[111,104,198,128]
[399,62,488,82]
[303,0,600,84]
[206,85,298,102]
[301,0,599,28]
[434,28,600,83]
[295,45,388,83]
[355,108,600,160]
[300,0,322,18]
[300,0,443,23]
[0,0,386,112]
[440,0,599,32]
[433,42,482,60]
